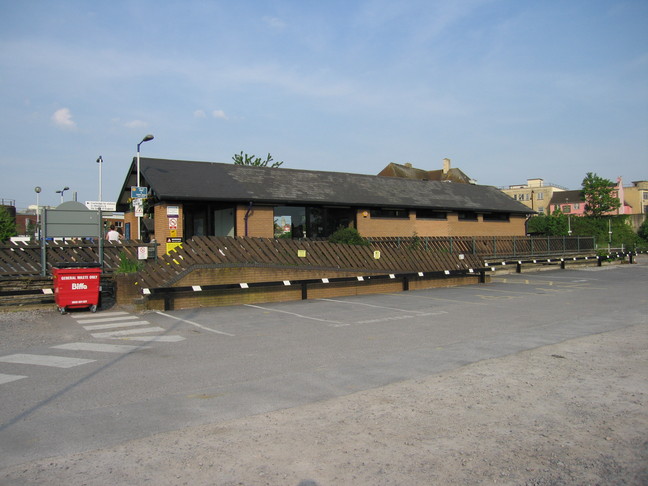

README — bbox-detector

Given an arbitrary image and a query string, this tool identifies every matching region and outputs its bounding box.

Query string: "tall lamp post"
[136,134,154,240]
[56,186,70,203]
[34,186,41,240]
[97,156,103,202]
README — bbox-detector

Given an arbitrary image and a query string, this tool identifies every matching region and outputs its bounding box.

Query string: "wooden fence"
[0,240,157,277]
[367,235,596,257]
[134,236,484,290]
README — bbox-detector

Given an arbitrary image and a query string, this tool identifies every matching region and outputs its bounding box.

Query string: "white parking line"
[156,311,235,336]
[245,304,344,326]
[319,298,446,314]
[83,320,151,331]
[51,342,143,353]
[0,354,95,368]
[120,335,186,343]
[0,373,27,384]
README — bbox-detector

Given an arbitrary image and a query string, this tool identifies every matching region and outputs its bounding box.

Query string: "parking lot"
[1,258,647,484]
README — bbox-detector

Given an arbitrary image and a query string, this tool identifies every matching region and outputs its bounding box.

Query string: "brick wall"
[236,204,274,237]
[357,210,526,237]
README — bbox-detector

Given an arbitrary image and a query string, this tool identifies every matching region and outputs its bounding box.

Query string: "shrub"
[116,251,143,273]
[328,227,369,246]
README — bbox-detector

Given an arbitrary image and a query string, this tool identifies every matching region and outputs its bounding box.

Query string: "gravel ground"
[1,320,646,485]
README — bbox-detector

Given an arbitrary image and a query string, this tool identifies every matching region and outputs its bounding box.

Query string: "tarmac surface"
[0,256,646,485]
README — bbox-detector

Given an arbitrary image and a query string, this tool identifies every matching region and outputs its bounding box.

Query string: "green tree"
[232,151,283,168]
[580,172,621,217]
[526,210,568,236]
[0,206,17,243]
[637,218,648,242]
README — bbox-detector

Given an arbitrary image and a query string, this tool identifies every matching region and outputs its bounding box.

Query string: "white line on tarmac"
[244,304,344,325]
[0,373,27,384]
[75,315,140,324]
[70,312,130,320]
[83,321,151,331]
[0,354,95,368]
[51,342,143,353]
[120,335,186,343]
[91,327,165,338]
[155,311,235,337]
[318,298,444,314]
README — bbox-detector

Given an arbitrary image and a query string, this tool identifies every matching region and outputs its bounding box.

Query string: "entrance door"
[213,207,234,237]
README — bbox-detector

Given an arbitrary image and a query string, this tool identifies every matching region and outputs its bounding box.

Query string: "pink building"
[548,177,632,215]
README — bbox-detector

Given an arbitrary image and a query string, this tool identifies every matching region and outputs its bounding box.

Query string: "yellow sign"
[169,229,177,237]
[298,249,307,258]
[373,250,381,259]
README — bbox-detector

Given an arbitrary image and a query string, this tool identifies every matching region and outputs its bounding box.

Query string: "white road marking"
[244,304,344,325]
[120,335,186,343]
[75,315,140,324]
[0,373,27,384]
[51,342,143,353]
[155,311,235,336]
[0,354,95,368]
[319,298,445,315]
[70,311,130,320]
[91,327,166,339]
[83,320,151,331]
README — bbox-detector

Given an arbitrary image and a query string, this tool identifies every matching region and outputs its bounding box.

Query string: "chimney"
[404,162,412,168]
[442,158,451,174]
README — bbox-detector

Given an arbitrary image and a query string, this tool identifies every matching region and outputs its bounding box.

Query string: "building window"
[369,208,409,219]
[538,206,544,213]
[482,212,510,222]
[573,203,580,210]
[537,192,544,200]
[642,192,648,200]
[416,209,447,220]
[457,211,478,221]
[274,206,306,238]
[562,205,571,213]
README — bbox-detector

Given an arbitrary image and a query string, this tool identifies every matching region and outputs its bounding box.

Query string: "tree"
[232,151,283,168]
[638,218,648,242]
[0,206,17,243]
[580,172,620,217]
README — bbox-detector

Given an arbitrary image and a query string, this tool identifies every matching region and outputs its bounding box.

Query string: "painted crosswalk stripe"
[75,315,141,325]
[83,320,151,331]
[91,327,166,339]
[0,373,27,384]
[120,335,186,343]
[70,311,130,320]
[0,354,95,368]
[51,342,143,353]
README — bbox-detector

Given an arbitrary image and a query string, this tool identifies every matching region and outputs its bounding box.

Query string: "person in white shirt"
[106,225,122,242]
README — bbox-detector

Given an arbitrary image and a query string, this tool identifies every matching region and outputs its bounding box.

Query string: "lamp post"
[136,134,154,240]
[97,156,103,202]
[56,186,70,203]
[34,186,41,240]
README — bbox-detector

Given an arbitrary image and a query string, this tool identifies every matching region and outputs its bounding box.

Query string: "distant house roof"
[378,161,472,184]
[117,158,532,214]
[549,190,584,205]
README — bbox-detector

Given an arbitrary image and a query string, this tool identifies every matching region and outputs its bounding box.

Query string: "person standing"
[106,224,122,242]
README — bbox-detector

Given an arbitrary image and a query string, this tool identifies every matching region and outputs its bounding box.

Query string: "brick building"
[116,158,533,254]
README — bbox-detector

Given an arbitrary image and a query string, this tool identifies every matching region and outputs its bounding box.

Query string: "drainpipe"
[244,202,253,236]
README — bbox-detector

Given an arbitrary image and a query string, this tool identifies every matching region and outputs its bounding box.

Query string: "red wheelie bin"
[52,264,102,314]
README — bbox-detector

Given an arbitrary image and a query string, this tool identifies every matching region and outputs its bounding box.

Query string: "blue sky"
[1,0,647,209]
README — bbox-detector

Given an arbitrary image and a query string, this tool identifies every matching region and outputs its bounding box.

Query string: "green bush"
[328,227,369,246]
[638,219,648,242]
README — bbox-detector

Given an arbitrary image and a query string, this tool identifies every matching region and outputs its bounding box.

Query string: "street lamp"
[34,186,41,240]
[97,156,103,202]
[56,186,70,203]
[136,134,154,240]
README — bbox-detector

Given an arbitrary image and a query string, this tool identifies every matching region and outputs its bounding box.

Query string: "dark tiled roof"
[549,190,584,205]
[119,158,532,214]
[378,162,472,183]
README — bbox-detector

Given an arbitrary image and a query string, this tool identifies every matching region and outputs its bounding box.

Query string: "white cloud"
[124,119,147,128]
[212,109,228,120]
[193,109,207,118]
[51,108,76,129]
[262,16,286,30]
